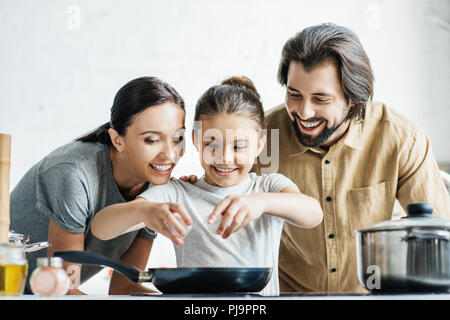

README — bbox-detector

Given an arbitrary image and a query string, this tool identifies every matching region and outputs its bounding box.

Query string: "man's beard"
[291,106,350,148]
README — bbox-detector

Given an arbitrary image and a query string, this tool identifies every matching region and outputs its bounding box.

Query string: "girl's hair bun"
[194,75,264,129]
[220,76,260,99]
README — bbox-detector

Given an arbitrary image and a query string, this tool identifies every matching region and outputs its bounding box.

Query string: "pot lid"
[358,202,450,232]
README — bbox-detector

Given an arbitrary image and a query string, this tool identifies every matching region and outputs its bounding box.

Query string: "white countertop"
[3,293,450,300]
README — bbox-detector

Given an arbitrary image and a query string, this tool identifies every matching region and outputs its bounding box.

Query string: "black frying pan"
[54,250,272,294]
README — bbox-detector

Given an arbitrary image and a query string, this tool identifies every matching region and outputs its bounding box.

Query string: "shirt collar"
[342,119,363,150]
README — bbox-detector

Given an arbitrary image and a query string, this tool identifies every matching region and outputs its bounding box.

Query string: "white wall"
[1,0,449,293]
[1,0,449,190]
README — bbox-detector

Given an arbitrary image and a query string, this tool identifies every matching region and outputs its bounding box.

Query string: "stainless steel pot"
[356,202,450,293]
[8,230,50,254]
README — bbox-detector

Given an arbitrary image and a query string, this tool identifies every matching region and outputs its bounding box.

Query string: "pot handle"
[405,229,450,241]
[406,202,433,218]
[54,250,148,283]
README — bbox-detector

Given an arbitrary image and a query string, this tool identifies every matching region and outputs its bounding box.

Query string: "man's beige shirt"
[253,101,450,294]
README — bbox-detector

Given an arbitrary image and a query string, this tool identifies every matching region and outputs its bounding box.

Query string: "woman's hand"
[142,202,192,246]
[207,194,265,239]
[178,175,198,183]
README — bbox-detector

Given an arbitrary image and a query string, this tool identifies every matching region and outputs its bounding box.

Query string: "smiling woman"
[9,76,186,295]
[106,103,186,193]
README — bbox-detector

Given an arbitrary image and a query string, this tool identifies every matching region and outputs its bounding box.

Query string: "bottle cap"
[36,257,64,268]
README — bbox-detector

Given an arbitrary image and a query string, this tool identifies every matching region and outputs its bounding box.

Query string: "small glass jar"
[29,257,70,297]
[0,243,28,296]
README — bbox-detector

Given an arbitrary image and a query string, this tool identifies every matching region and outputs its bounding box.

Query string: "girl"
[10,76,186,295]
[91,76,323,296]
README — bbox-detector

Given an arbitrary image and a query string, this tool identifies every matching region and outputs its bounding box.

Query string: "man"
[253,23,450,294]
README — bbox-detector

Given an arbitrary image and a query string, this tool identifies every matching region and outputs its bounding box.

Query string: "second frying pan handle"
[54,250,141,283]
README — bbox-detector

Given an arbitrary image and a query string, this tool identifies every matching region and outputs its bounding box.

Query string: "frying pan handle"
[54,250,142,283]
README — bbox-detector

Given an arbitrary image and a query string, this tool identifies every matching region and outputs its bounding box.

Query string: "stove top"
[131,292,264,298]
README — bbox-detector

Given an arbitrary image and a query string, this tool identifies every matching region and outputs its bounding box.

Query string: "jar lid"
[357,202,450,232]
[8,230,30,244]
[37,257,64,268]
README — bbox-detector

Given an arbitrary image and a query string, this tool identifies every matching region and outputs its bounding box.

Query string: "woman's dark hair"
[194,76,264,129]
[278,23,374,120]
[77,76,185,145]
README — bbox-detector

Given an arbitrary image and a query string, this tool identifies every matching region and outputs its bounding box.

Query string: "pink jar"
[30,257,70,297]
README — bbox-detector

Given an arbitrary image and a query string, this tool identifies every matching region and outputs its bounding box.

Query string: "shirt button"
[326,196,332,202]
[331,268,337,273]
[328,233,335,239]
[325,159,330,164]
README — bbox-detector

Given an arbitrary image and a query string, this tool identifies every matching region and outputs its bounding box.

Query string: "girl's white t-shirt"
[138,172,297,296]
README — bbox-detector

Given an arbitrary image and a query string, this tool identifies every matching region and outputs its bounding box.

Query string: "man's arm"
[397,129,450,217]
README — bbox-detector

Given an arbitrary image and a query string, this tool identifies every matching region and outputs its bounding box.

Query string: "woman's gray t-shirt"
[138,172,297,296]
[10,141,156,289]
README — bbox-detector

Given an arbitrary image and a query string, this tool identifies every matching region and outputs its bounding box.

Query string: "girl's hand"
[143,202,192,246]
[207,195,264,239]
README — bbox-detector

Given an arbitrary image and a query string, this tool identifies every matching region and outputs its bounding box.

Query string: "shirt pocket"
[347,181,391,237]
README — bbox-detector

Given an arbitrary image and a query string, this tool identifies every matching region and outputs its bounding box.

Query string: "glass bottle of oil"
[0,243,28,296]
